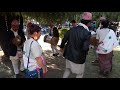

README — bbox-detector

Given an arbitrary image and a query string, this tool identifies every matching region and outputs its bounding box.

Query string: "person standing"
[7,19,26,78]
[49,21,60,56]
[60,12,92,78]
[96,19,118,76]
[23,24,47,78]
[26,21,32,39]
[71,20,78,27]
[91,16,106,64]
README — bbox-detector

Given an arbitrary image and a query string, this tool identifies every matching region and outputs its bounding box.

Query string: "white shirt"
[96,27,101,34]
[96,28,110,43]
[11,29,18,37]
[23,38,43,71]
[26,28,30,39]
[78,23,89,31]
[11,29,22,50]
[97,29,118,54]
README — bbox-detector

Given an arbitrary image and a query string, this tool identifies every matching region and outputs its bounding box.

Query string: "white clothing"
[96,28,110,43]
[23,38,44,71]
[96,27,101,32]
[78,23,89,31]
[96,27,101,39]
[10,55,24,74]
[10,29,24,74]
[90,31,96,35]
[26,29,30,39]
[11,29,18,37]
[97,29,119,54]
[65,59,85,75]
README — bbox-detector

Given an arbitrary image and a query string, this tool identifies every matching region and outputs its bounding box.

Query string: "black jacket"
[60,25,91,64]
[7,29,26,56]
[49,27,59,37]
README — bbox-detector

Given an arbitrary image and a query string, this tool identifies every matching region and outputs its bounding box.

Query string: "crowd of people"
[0,12,119,78]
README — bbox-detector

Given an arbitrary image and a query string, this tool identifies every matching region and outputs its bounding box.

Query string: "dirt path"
[0,47,120,78]
[0,35,120,78]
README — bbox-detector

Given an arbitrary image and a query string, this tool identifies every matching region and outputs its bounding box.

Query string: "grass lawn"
[45,46,120,78]
[59,28,70,39]
[84,46,120,78]
[58,28,120,78]
[0,45,119,78]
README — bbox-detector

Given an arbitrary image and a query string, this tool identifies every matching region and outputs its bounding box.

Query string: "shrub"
[59,28,70,39]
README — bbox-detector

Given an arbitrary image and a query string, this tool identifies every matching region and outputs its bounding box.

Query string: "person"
[7,19,26,78]
[0,13,24,61]
[91,16,106,64]
[49,21,60,56]
[116,30,119,41]
[23,24,47,78]
[109,21,118,32]
[60,12,92,78]
[26,21,32,39]
[71,20,77,27]
[88,21,96,32]
[96,19,118,76]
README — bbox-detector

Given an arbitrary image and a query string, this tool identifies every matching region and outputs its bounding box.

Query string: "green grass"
[59,28,70,39]
[45,48,120,78]
[58,28,120,78]
[84,47,120,78]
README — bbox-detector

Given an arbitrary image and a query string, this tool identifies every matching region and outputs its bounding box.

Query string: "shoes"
[20,70,25,73]
[103,71,109,76]
[92,59,99,63]
[91,59,99,65]
[99,71,109,76]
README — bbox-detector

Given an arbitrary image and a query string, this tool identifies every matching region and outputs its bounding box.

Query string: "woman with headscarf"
[96,19,118,76]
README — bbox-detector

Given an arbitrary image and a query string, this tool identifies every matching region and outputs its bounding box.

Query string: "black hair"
[29,24,41,35]
[101,19,109,28]
[71,20,76,23]
[80,19,91,25]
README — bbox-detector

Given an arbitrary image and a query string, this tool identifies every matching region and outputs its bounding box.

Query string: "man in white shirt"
[7,19,26,78]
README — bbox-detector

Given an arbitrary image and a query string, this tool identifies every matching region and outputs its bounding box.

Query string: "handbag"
[25,68,43,78]
[25,41,43,78]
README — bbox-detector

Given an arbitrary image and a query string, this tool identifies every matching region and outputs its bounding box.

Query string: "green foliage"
[59,28,70,39]
[22,12,120,25]
[1,12,120,25]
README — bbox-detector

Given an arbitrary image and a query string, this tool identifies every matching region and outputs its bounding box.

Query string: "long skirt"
[98,51,113,75]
